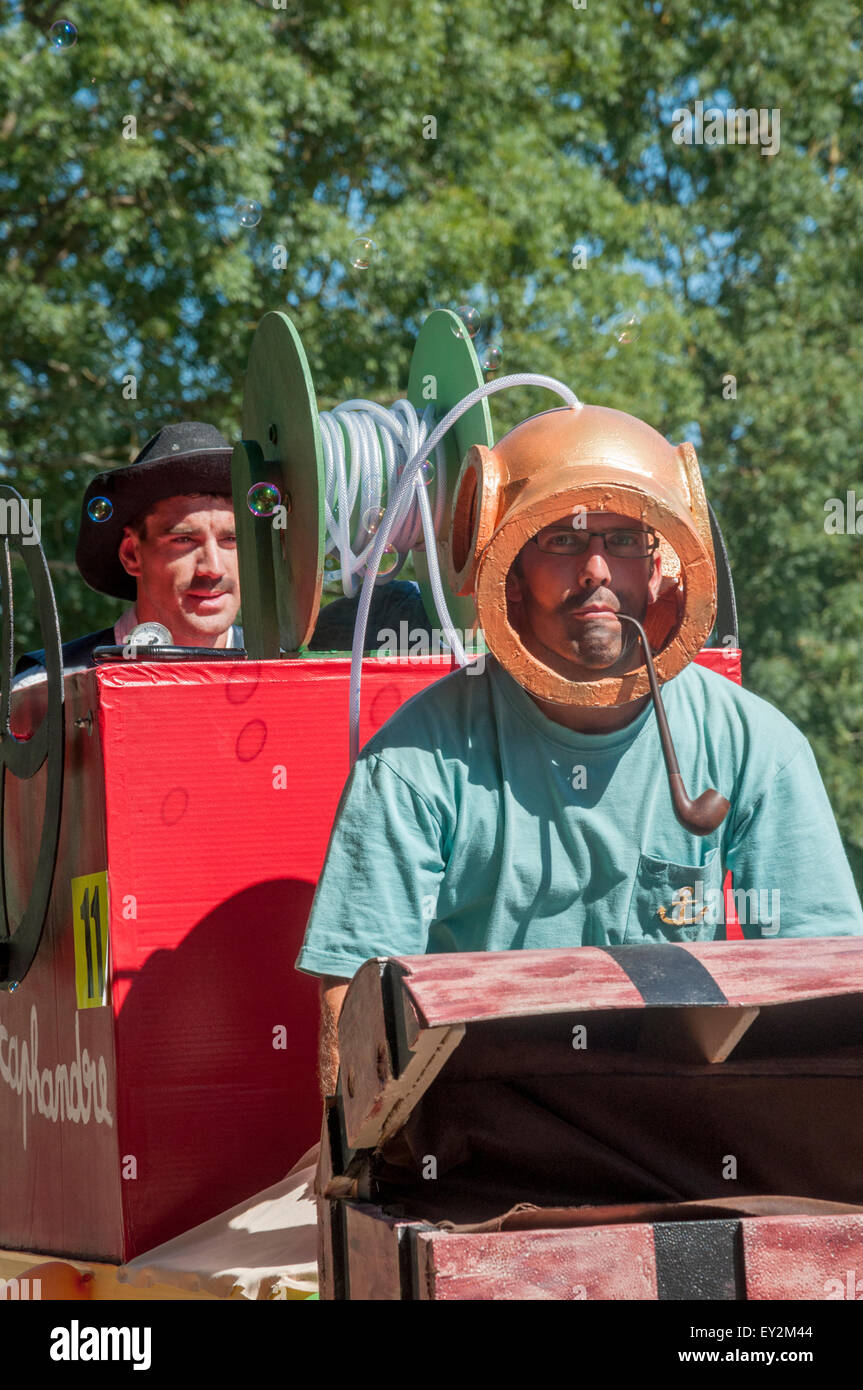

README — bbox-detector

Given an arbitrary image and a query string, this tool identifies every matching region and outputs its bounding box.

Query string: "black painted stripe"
[654,1218,744,1301]
[599,944,729,1006]
[326,1102,349,1301]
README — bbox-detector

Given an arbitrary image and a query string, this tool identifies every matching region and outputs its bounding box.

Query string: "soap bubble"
[88,496,113,522]
[377,545,399,576]
[235,200,262,229]
[482,345,503,371]
[247,482,281,517]
[452,305,481,339]
[324,552,339,571]
[418,459,435,486]
[48,20,77,48]
[611,311,641,345]
[361,507,385,535]
[8,981,19,993]
[350,237,377,269]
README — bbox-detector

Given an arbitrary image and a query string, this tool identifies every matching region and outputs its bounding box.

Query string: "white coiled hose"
[319,398,446,596]
[345,373,583,763]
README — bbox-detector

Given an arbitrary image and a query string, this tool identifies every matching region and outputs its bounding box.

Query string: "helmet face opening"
[449,406,717,707]
[505,519,687,679]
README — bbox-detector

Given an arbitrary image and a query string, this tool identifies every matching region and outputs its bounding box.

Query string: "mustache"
[563,589,621,614]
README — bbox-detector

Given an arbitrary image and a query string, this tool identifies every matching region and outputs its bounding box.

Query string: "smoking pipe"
[616,613,729,837]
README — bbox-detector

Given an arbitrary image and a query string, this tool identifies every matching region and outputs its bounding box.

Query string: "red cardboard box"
[0,657,445,1262]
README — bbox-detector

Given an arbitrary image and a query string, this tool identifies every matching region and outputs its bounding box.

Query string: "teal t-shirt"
[296,656,863,978]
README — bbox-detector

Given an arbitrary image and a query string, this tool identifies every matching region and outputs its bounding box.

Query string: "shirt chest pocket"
[624,846,724,944]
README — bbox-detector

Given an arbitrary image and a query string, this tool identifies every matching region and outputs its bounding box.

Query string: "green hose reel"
[232,308,495,659]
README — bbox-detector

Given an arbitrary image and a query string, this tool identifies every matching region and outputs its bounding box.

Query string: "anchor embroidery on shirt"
[656,886,708,929]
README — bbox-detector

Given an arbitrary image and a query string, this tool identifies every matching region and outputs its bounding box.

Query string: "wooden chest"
[318,939,863,1299]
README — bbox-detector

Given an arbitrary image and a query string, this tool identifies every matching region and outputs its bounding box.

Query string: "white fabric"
[112,603,144,644]
[117,1143,320,1300]
[112,604,244,649]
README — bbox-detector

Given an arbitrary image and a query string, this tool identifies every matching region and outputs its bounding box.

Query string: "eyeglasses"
[530,527,659,558]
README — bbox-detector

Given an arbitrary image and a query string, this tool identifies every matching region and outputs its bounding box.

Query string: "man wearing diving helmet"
[296,403,863,1093]
[504,508,664,733]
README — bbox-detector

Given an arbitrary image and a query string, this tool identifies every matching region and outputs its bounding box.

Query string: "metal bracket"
[0,488,65,986]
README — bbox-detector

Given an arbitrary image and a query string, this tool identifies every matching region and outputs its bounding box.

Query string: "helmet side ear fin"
[448,445,503,596]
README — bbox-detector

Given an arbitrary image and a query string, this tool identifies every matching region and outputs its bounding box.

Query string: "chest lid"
[336,938,863,1157]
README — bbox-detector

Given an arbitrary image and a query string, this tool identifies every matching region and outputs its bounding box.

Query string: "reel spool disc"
[408,309,494,634]
[242,311,325,652]
[231,438,281,659]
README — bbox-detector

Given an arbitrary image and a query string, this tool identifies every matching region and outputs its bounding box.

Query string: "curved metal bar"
[91,645,248,663]
[0,487,65,987]
[617,613,729,837]
[707,499,738,647]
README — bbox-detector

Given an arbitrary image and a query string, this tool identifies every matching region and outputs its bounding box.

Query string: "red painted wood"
[742,1215,863,1300]
[681,938,863,1006]
[396,939,863,1028]
[397,948,645,1027]
[416,1223,658,1300]
[387,1210,863,1301]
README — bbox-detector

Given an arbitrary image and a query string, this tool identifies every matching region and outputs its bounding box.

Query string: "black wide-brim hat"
[76,422,234,600]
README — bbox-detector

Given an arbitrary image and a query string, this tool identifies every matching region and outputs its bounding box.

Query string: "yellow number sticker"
[71,871,110,1009]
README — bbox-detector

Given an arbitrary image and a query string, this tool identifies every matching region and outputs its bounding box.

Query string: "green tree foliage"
[1,0,860,877]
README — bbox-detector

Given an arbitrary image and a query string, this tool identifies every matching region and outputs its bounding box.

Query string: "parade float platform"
[1,647,742,1295]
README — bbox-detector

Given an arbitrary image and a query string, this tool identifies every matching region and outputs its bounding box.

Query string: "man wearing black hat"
[14,421,435,683]
[14,422,243,682]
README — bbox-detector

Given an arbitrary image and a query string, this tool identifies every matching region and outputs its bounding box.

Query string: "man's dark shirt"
[306,580,433,653]
[15,626,117,678]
